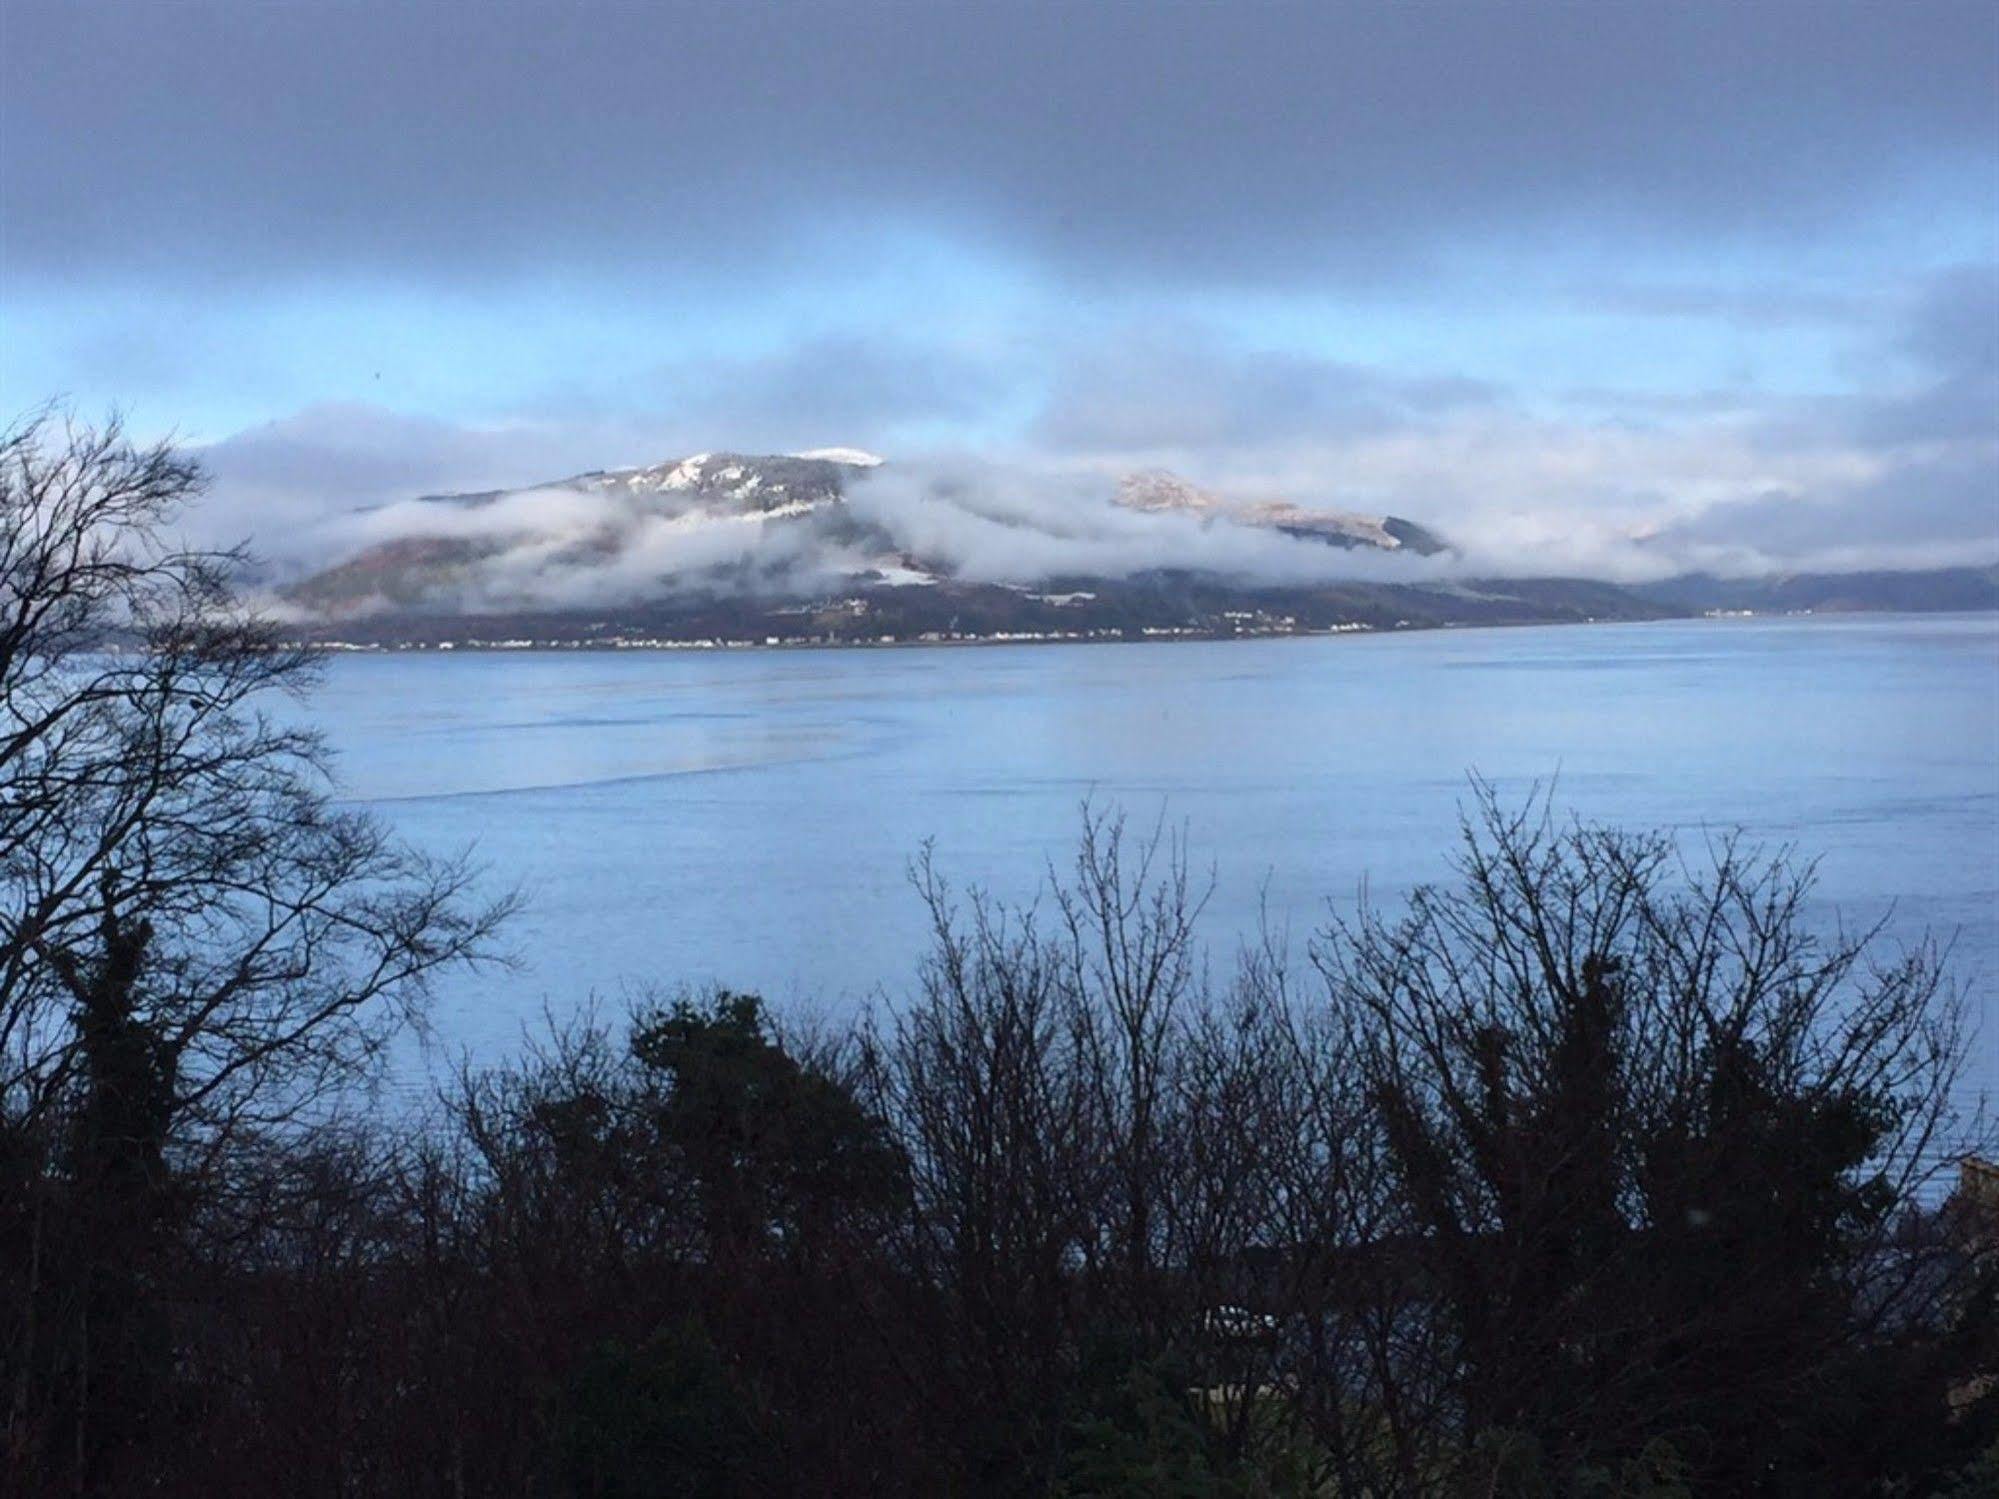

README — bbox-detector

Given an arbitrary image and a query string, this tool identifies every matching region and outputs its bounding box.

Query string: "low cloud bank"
[210,432,1997,617]
[183,265,1997,610]
[264,455,1464,617]
[847,460,1450,586]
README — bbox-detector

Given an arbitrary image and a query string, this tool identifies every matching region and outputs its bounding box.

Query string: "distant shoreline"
[289,615,1579,655]
[284,605,1997,658]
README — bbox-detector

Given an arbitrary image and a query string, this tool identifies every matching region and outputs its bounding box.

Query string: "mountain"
[281,450,1995,648]
[1635,567,1999,616]
[289,449,911,616]
[287,450,1441,618]
[558,449,870,513]
[1113,470,1450,555]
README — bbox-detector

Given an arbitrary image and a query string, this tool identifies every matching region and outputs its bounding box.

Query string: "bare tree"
[868,843,1096,1482]
[866,813,1368,1487]
[1315,781,1993,1492]
[0,412,513,1493]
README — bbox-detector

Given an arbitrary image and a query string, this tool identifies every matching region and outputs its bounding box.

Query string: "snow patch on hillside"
[794,447,884,467]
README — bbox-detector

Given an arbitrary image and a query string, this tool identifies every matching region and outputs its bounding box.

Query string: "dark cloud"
[4,0,1992,290]
[633,334,1016,449]
[1655,452,1998,575]
[1763,264,1999,449]
[1583,282,1878,331]
[1035,326,1500,455]
[1655,265,1999,571]
[1899,264,1999,378]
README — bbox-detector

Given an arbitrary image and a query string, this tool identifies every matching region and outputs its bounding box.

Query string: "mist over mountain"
[285,449,1458,619]
[277,445,1995,646]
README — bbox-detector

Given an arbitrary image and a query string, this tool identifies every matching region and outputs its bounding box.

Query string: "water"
[311,615,1999,1099]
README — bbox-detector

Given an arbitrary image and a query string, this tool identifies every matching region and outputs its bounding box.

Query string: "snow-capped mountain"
[291,450,903,613]
[275,452,1995,645]
[411,449,878,516]
[568,450,877,514]
[1114,471,1448,555]
[287,450,1442,618]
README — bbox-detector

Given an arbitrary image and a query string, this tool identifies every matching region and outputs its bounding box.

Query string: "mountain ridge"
[282,449,1998,644]
[289,450,1449,617]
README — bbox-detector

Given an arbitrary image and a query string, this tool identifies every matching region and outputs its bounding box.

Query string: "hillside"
[282,450,1996,648]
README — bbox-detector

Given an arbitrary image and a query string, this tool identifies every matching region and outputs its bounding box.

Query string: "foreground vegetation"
[2,416,1995,1496]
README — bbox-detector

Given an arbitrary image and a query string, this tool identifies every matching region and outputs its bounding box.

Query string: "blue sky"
[2,0,1994,571]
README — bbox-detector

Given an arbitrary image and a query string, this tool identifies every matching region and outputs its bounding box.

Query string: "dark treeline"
[3,415,1997,1496]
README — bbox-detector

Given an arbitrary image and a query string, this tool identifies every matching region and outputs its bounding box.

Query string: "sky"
[2,0,1995,576]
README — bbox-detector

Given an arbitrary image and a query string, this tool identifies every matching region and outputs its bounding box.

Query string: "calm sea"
[312,614,1999,1101]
